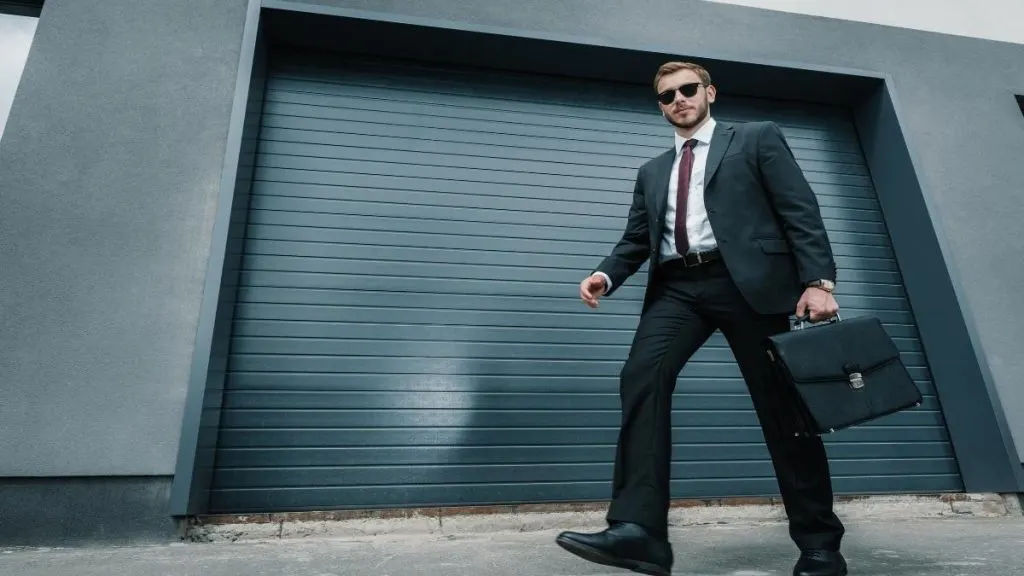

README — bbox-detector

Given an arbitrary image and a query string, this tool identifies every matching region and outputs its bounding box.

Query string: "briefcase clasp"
[849,371,865,389]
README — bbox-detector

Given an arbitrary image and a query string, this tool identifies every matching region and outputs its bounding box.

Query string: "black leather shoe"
[555,522,673,576]
[794,549,847,576]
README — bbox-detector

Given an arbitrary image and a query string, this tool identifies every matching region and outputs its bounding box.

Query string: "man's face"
[656,69,715,130]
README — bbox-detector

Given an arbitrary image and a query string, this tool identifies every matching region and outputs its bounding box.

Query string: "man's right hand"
[579,273,608,308]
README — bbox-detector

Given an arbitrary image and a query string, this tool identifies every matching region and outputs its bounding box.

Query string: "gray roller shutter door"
[209,53,963,513]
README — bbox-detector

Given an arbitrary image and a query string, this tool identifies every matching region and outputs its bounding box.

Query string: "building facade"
[1,0,1023,546]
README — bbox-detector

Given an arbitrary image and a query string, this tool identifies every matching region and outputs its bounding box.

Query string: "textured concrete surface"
[186,494,1022,543]
[2,516,1023,575]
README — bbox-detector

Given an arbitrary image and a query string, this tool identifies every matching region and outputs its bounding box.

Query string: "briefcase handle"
[793,313,842,330]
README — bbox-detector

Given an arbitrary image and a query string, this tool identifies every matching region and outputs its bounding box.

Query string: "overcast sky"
[0,13,38,143]
[704,0,1024,44]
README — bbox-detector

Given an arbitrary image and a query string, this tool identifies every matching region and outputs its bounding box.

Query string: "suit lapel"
[649,148,676,225]
[703,122,734,189]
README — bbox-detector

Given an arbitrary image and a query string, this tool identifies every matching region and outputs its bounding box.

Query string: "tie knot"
[683,139,697,149]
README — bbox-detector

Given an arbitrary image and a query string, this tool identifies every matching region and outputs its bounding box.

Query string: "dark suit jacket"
[595,120,837,316]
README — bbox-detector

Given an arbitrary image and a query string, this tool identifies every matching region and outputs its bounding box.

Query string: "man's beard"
[665,102,708,130]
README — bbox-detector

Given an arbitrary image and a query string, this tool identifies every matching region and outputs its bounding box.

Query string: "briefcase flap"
[769,316,900,384]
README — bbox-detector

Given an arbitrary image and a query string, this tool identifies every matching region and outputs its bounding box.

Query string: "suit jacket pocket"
[757,238,791,254]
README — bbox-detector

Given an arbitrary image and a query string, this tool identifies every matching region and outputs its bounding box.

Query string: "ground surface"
[2,516,1022,575]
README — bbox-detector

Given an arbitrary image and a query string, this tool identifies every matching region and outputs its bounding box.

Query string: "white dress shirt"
[596,117,719,292]
[662,116,718,260]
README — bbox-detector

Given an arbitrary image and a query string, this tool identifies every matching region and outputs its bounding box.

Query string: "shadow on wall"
[408,326,625,509]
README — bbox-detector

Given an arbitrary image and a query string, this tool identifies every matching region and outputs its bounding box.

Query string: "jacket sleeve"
[756,121,837,284]
[593,169,651,296]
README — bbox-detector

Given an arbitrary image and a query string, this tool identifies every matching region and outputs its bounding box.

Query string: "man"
[554,62,847,576]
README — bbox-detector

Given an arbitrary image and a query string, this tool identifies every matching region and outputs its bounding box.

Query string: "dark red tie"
[674,139,697,255]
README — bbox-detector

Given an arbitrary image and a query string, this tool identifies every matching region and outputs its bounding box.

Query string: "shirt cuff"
[594,271,613,292]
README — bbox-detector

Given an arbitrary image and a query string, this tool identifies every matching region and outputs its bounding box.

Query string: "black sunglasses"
[657,82,705,105]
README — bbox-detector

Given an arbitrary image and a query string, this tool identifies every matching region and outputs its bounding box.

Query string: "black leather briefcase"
[764,314,923,436]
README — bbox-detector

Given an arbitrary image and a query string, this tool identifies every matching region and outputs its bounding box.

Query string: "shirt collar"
[674,116,716,154]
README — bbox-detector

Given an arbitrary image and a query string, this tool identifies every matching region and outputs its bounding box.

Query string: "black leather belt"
[677,248,721,267]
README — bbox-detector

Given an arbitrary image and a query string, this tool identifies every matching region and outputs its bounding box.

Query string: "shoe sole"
[796,561,848,576]
[555,535,670,576]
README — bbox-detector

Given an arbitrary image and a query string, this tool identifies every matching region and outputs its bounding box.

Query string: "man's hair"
[653,61,711,92]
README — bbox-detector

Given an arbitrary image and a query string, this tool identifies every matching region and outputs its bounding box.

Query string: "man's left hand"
[796,287,839,322]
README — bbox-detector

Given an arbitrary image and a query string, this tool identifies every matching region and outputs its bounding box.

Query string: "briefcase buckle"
[849,372,865,389]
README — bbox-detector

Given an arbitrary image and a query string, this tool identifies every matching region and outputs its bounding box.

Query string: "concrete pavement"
[2,516,1023,575]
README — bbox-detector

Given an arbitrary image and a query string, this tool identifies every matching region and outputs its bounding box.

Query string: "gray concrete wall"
[0,0,250,476]
[0,477,176,546]
[0,0,1021,494]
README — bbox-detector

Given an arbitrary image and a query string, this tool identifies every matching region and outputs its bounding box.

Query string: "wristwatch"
[806,279,835,292]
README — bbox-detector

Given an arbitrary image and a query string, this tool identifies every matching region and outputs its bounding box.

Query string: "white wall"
[705,0,1024,45]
